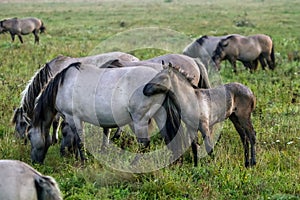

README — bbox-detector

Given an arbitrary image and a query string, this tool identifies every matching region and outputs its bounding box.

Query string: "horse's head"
[212,39,229,70]
[0,20,6,33]
[28,126,47,164]
[143,63,172,96]
[11,107,30,139]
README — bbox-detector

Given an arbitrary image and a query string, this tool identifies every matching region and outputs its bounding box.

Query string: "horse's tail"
[32,62,80,126]
[270,44,275,70]
[193,58,211,89]
[162,92,182,143]
[40,20,46,33]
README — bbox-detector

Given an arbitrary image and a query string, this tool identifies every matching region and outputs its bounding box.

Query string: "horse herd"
[2,16,277,200]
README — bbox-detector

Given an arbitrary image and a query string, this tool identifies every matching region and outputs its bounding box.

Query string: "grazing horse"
[0,17,46,44]
[212,34,275,72]
[183,35,231,70]
[0,160,62,200]
[143,64,257,167]
[11,52,139,145]
[28,62,181,164]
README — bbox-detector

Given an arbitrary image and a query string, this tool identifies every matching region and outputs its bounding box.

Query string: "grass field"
[0,0,299,199]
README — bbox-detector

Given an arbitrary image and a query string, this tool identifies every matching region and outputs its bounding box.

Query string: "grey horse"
[0,160,62,200]
[0,17,46,44]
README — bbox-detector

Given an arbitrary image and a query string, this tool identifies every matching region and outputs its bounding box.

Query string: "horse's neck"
[199,86,231,124]
[171,72,199,114]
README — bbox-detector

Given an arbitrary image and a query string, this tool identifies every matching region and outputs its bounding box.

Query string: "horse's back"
[0,160,62,200]
[225,82,255,110]
[56,64,161,126]
[251,34,273,51]
[147,53,201,86]
[19,17,42,31]
[0,160,37,200]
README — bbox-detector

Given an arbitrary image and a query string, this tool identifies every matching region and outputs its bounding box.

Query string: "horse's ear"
[168,62,173,73]
[221,40,229,47]
[162,60,168,69]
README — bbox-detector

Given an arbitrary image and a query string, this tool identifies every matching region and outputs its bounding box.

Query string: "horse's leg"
[17,34,23,43]
[229,114,250,167]
[191,136,199,167]
[252,59,259,71]
[198,122,213,156]
[10,33,15,42]
[266,56,274,71]
[228,58,237,73]
[33,30,39,44]
[111,127,122,141]
[51,115,60,144]
[243,118,256,166]
[66,116,86,162]
[101,128,110,151]
[258,55,267,70]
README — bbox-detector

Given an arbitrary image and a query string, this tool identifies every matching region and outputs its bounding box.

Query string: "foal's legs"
[229,114,256,167]
[198,122,213,156]
[229,114,250,167]
[243,118,256,166]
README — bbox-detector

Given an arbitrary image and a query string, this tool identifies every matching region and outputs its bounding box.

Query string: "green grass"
[0,0,299,199]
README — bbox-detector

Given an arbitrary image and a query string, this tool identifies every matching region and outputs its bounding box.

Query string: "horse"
[28,62,181,164]
[183,35,231,70]
[143,64,257,167]
[212,34,275,72]
[53,53,207,159]
[0,17,46,44]
[11,51,139,145]
[0,160,62,200]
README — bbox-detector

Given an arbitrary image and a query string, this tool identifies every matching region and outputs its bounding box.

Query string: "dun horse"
[0,17,46,44]
[143,64,257,167]
[0,160,62,200]
[212,34,275,72]
[28,62,181,164]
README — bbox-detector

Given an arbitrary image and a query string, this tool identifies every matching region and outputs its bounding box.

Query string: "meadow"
[0,0,299,199]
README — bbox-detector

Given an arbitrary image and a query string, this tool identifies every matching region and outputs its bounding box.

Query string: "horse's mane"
[32,62,81,127]
[225,35,235,40]
[20,63,53,118]
[165,63,195,87]
[196,35,208,46]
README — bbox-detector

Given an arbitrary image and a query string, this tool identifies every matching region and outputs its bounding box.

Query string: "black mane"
[196,35,208,46]
[32,62,81,126]
[22,63,52,118]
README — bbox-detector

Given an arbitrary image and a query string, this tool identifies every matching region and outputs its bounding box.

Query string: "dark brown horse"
[212,34,275,72]
[0,17,46,44]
